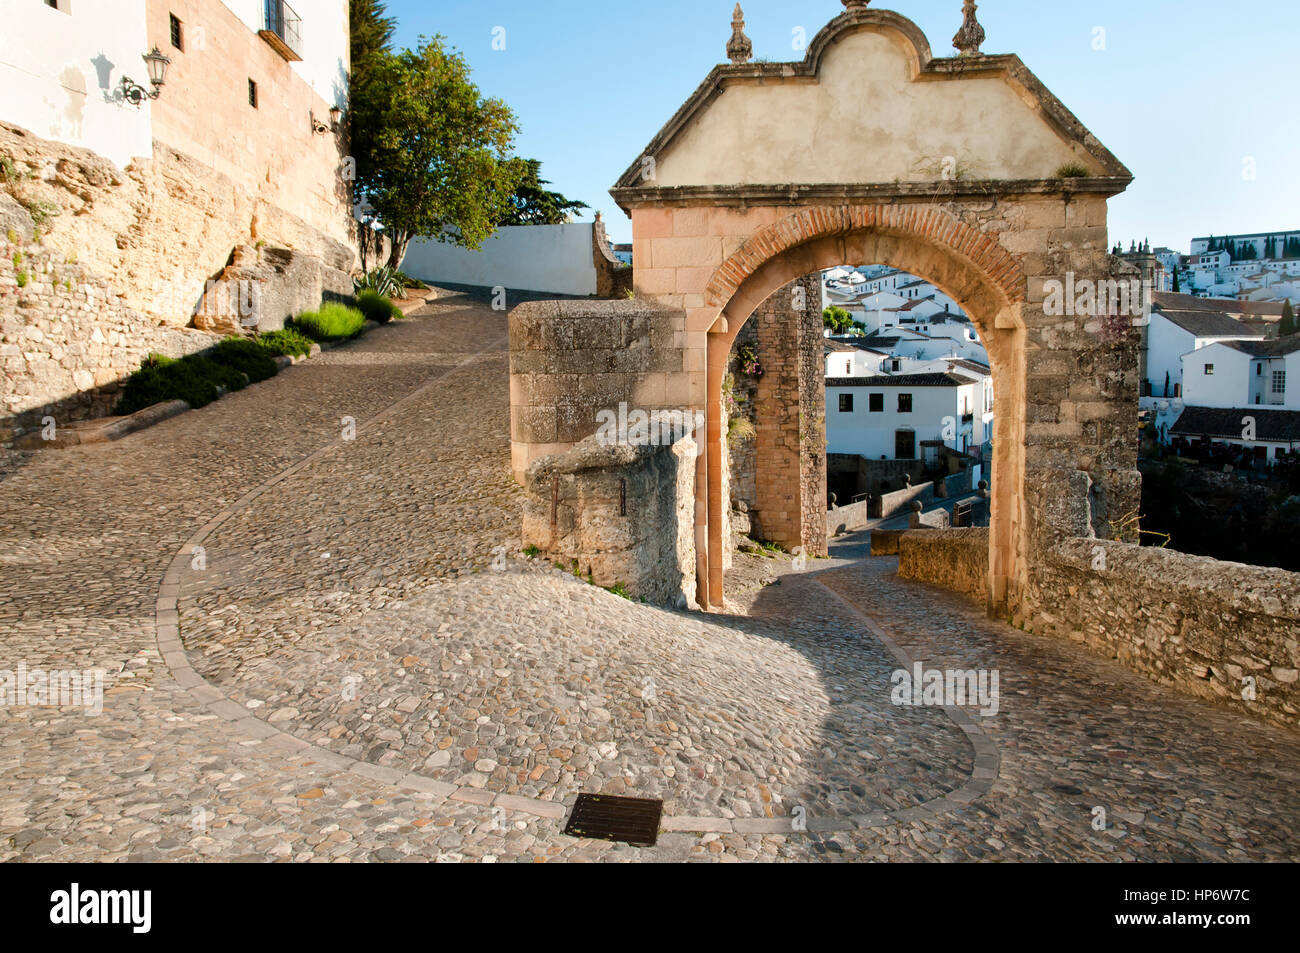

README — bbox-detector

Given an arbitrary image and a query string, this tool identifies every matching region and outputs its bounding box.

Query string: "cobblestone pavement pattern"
[2,291,1299,862]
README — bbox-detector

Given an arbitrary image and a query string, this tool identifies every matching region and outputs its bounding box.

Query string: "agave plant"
[354,266,404,300]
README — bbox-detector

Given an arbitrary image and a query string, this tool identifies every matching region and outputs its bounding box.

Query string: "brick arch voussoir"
[704,204,1026,309]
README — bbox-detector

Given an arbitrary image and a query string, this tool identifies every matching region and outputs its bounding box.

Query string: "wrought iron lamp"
[312,106,343,136]
[118,47,171,106]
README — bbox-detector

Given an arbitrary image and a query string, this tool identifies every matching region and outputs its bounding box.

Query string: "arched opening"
[698,220,1028,613]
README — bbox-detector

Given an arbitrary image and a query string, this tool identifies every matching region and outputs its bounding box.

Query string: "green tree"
[1282,299,1296,337]
[1172,269,1180,293]
[348,0,397,187]
[823,306,855,334]
[359,38,523,268]
[496,159,589,226]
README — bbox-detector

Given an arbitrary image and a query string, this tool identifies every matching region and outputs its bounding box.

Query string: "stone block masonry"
[747,275,827,556]
[520,420,698,607]
[509,299,690,482]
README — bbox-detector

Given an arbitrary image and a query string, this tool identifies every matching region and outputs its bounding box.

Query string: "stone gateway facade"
[509,4,1300,729]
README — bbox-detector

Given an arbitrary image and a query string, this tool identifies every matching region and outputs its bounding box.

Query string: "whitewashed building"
[826,370,993,460]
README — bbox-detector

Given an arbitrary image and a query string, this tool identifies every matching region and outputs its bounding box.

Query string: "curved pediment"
[612,7,1130,205]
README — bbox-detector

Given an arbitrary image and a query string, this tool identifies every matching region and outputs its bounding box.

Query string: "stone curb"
[14,399,190,450]
[148,322,998,841]
[21,320,392,452]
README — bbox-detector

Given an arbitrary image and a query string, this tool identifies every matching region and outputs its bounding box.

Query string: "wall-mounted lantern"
[312,106,342,136]
[118,47,171,106]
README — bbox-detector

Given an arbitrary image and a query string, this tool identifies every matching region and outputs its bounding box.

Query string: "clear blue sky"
[385,0,1300,249]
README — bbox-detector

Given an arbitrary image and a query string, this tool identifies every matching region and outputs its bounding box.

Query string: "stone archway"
[706,205,1027,611]
[511,1,1300,731]
[607,3,1138,612]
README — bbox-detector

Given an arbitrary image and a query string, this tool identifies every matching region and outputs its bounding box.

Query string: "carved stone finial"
[726,4,753,65]
[842,0,872,10]
[953,0,986,56]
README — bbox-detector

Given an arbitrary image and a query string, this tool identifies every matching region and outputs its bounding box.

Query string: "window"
[1273,370,1287,394]
[248,79,258,108]
[898,393,913,413]
[838,394,853,413]
[869,393,884,413]
[845,360,852,375]
[170,14,184,51]
[1204,364,1215,375]
[1257,364,1264,376]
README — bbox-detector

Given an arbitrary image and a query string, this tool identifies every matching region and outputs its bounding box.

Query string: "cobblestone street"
[2,291,1299,862]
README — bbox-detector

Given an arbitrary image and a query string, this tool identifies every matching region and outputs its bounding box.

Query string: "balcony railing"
[260,0,303,62]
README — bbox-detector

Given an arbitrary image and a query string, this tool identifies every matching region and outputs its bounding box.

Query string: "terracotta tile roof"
[1153,292,1285,318]
[826,372,977,388]
[1218,334,1300,357]
[1171,406,1300,443]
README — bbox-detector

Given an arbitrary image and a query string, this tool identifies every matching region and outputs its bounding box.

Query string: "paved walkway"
[2,291,1299,862]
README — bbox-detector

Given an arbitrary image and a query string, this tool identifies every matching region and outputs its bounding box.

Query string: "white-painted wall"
[0,0,152,167]
[825,349,883,378]
[218,0,348,106]
[1180,344,1252,408]
[402,224,599,296]
[826,381,984,459]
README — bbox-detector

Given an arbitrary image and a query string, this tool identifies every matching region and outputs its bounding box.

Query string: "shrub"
[290,303,366,342]
[257,327,315,359]
[1056,162,1090,178]
[354,266,404,299]
[115,353,247,416]
[393,270,428,290]
[357,289,402,324]
[213,337,279,384]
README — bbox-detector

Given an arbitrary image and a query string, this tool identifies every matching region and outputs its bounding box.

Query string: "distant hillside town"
[1115,229,1300,304]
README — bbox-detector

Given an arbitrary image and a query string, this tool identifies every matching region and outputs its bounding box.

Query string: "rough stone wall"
[520,423,697,607]
[725,317,758,519]
[899,528,991,608]
[592,214,633,299]
[0,121,354,437]
[1,215,220,440]
[508,299,690,482]
[0,123,354,327]
[1028,539,1300,730]
[748,275,827,555]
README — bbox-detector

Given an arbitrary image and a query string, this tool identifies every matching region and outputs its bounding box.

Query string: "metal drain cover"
[563,793,663,847]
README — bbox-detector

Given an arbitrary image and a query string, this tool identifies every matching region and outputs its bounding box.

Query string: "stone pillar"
[747,275,827,556]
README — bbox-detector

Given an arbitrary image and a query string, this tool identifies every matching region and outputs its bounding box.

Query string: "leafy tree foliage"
[357,38,523,268]
[496,159,588,226]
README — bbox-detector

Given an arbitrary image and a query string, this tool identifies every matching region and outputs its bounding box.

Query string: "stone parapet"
[521,418,698,607]
[898,528,991,607]
[1028,539,1300,729]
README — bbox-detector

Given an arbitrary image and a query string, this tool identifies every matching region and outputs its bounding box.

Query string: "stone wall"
[508,299,690,482]
[520,422,697,607]
[1027,539,1300,729]
[1,212,220,439]
[593,213,634,299]
[0,121,354,438]
[827,499,870,538]
[899,528,991,608]
[872,481,935,519]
